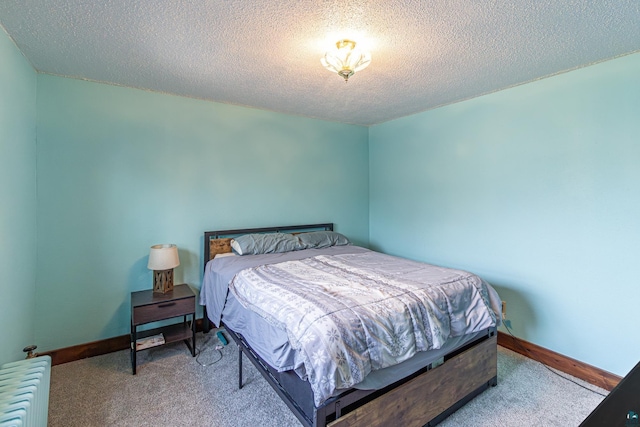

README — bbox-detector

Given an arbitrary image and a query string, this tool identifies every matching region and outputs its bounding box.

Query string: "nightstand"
[130,284,196,374]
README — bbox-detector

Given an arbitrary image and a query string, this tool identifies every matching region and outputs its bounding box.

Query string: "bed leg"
[202,306,211,333]
[238,347,243,390]
[314,405,327,427]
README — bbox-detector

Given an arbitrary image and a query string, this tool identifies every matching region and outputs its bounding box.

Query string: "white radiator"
[0,356,51,427]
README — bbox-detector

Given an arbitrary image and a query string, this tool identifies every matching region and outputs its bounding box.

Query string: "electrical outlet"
[501,300,507,320]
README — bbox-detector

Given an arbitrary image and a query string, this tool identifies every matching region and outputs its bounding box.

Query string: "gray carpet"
[49,331,607,427]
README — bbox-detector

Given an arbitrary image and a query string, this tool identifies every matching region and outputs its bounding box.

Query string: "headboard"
[203,223,334,268]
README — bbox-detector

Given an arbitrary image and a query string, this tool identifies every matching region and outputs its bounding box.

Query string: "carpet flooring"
[49,331,607,426]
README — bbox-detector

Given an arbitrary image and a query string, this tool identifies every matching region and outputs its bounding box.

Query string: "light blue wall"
[370,53,640,377]
[35,74,369,350]
[0,29,37,364]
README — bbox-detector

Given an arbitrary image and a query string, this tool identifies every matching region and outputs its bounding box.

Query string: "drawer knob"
[158,302,176,308]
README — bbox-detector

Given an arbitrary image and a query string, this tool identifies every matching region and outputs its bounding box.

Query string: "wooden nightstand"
[130,284,196,374]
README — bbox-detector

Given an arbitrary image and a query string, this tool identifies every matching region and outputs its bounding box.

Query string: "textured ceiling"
[1,1,639,125]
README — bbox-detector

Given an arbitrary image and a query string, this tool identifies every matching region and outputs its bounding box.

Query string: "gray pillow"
[297,231,351,249]
[231,233,303,255]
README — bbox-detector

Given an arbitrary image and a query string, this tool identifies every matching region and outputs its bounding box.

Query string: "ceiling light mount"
[321,39,371,82]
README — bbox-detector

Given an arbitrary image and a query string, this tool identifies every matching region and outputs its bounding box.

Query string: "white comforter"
[229,251,497,406]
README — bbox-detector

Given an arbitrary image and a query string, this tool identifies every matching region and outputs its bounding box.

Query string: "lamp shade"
[147,244,180,270]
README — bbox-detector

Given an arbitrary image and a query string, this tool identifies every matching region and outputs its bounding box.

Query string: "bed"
[200,223,500,427]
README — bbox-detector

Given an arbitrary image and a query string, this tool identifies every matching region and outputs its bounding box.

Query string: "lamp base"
[153,269,174,294]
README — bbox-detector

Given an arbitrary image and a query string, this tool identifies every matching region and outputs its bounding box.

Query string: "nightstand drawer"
[133,296,194,325]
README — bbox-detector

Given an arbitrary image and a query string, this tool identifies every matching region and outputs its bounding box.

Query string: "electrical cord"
[502,321,608,397]
[193,326,226,367]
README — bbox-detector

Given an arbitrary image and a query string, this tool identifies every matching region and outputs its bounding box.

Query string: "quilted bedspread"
[229,251,497,406]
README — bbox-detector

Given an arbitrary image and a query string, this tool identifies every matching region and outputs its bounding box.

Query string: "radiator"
[0,356,51,427]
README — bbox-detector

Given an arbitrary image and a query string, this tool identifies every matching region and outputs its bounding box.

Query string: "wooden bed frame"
[201,224,498,427]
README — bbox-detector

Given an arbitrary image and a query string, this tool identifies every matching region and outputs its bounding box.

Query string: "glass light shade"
[321,39,371,82]
[147,244,180,270]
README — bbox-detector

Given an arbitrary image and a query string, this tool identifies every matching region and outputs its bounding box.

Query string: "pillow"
[230,232,303,255]
[214,252,236,259]
[297,231,351,249]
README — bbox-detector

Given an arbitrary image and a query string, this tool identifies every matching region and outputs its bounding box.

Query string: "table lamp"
[148,244,180,294]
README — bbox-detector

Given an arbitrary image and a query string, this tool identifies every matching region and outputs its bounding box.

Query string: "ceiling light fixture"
[321,39,371,82]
